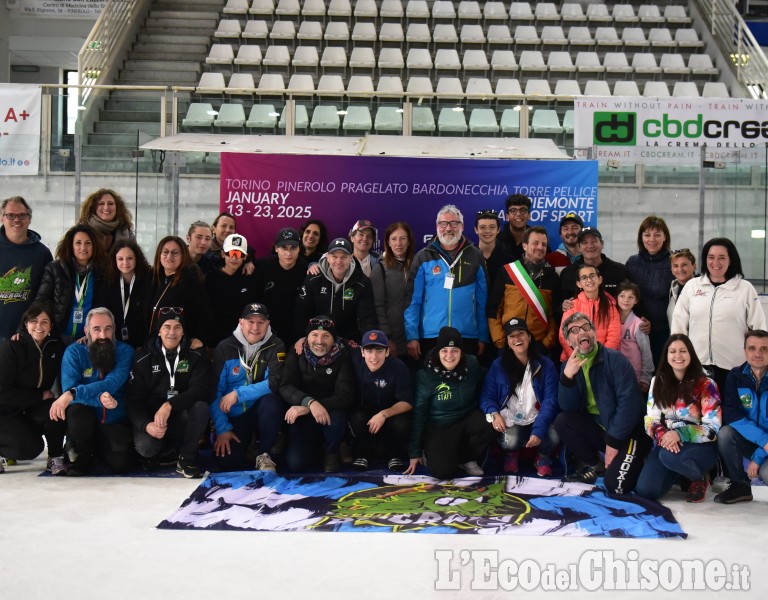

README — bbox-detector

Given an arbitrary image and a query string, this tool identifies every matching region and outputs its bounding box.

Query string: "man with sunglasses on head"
[49,307,135,475]
[126,311,211,478]
[210,302,286,473]
[281,316,354,473]
[553,312,650,493]
[0,196,53,341]
[405,204,490,363]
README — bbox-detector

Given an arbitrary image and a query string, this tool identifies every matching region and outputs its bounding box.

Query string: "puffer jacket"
[723,362,768,466]
[370,258,409,355]
[626,249,674,330]
[279,344,355,411]
[559,291,621,360]
[35,260,103,339]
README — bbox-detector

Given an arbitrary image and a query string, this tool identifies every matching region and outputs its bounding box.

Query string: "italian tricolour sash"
[504,260,549,324]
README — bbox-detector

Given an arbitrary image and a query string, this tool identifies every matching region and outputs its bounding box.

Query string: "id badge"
[443,274,455,289]
[514,412,524,422]
[121,326,129,341]
[73,310,84,324]
[166,389,179,401]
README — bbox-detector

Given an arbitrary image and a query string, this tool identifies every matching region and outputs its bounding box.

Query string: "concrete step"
[82,139,140,153]
[118,70,200,83]
[128,50,207,61]
[94,121,162,135]
[123,59,202,72]
[137,34,210,44]
[145,17,217,29]
[143,26,216,36]
[148,10,220,21]
[80,157,161,173]
[133,42,208,54]
[98,110,164,123]
[156,0,224,9]
[104,98,166,111]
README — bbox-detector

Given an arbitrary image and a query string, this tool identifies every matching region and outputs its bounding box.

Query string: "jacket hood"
[233,325,275,360]
[0,226,44,248]
[318,255,356,288]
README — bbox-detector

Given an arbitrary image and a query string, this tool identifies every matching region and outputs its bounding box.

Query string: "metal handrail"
[694,0,768,98]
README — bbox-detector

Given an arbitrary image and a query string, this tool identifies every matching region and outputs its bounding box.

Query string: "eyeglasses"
[507,207,529,215]
[437,220,462,229]
[2,213,30,221]
[161,249,182,257]
[226,250,244,259]
[567,323,593,337]
[309,318,335,328]
[158,307,184,316]
[578,273,599,282]
[671,248,691,256]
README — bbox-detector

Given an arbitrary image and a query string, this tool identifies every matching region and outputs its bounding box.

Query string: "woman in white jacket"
[671,237,766,393]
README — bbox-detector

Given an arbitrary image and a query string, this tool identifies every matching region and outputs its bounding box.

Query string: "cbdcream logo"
[593,112,637,145]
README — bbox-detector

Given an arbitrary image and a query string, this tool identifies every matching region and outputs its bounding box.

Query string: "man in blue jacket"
[554,312,650,494]
[211,302,286,472]
[405,204,489,363]
[715,330,768,504]
[49,307,134,475]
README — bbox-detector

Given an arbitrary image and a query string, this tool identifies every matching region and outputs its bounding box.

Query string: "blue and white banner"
[0,84,41,175]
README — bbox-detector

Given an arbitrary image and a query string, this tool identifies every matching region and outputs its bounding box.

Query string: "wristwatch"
[485,412,499,423]
[69,387,77,399]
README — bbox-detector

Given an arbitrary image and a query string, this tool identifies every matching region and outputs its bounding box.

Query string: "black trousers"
[66,404,134,473]
[348,405,411,460]
[133,401,210,463]
[423,409,495,480]
[0,402,66,460]
[554,411,651,495]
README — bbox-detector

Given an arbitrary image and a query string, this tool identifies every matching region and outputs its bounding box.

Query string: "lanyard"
[120,275,135,321]
[74,272,90,308]
[162,347,180,389]
[439,249,462,273]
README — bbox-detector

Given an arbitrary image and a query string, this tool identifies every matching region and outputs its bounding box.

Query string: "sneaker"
[47,456,67,476]
[503,451,520,474]
[686,478,709,503]
[711,475,730,494]
[324,453,340,473]
[66,459,92,477]
[176,460,202,479]
[157,449,179,467]
[0,456,7,474]
[387,458,405,472]
[255,452,276,472]
[352,457,369,471]
[535,456,553,477]
[565,462,605,484]
[459,461,484,476]
[714,482,753,504]
[64,439,78,464]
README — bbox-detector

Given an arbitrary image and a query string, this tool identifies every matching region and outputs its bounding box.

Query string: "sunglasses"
[226,250,244,259]
[158,307,184,316]
[309,318,335,328]
[671,248,691,256]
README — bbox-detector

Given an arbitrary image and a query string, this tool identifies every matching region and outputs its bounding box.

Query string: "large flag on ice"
[158,472,686,539]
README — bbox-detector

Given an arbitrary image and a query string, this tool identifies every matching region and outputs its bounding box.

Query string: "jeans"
[423,410,496,480]
[66,404,134,473]
[635,442,719,500]
[348,404,411,460]
[500,423,559,457]
[717,424,768,485]
[285,409,348,472]
[134,401,210,462]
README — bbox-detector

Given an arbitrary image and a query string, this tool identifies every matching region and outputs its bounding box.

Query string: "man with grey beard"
[50,307,134,475]
[404,204,489,363]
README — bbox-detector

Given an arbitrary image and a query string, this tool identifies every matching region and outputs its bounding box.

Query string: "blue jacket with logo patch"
[724,362,768,465]
[61,340,134,424]
[351,351,413,410]
[405,236,490,343]
[211,331,286,435]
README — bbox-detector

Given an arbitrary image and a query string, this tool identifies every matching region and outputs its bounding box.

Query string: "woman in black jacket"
[0,302,66,474]
[147,236,213,349]
[35,223,107,343]
[101,239,152,348]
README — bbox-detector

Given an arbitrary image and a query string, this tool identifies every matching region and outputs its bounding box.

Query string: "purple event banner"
[220,153,598,257]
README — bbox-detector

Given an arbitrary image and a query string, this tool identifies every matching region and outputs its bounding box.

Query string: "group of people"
[0,191,766,506]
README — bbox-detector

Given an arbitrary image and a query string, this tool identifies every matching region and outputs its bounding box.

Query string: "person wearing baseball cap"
[210,302,287,473]
[349,330,413,472]
[479,317,560,477]
[405,326,494,478]
[558,225,630,312]
[280,315,355,473]
[205,233,261,346]
[253,228,307,346]
[294,237,377,343]
[126,308,211,478]
[349,219,380,277]
[546,212,584,273]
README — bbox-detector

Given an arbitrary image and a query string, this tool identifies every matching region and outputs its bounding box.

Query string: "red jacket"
[560,292,621,360]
